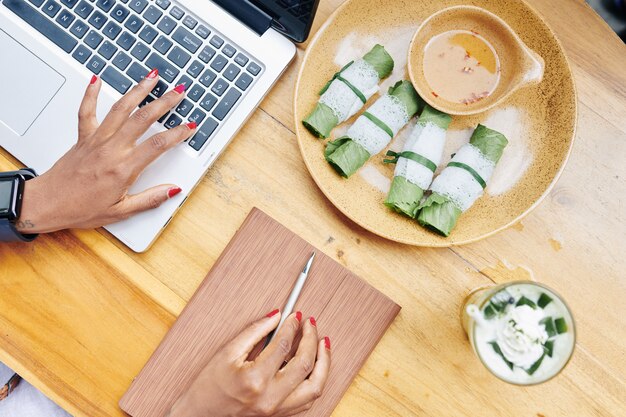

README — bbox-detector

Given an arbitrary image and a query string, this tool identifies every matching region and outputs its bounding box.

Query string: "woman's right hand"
[167,310,331,417]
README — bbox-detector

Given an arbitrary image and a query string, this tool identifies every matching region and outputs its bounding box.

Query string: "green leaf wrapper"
[419,104,452,129]
[302,44,394,139]
[384,176,424,217]
[325,80,422,178]
[416,124,508,236]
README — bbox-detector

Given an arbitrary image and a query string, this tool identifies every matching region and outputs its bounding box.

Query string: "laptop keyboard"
[2,0,263,151]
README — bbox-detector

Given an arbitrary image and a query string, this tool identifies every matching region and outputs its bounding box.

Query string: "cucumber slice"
[555,317,568,334]
[537,293,553,309]
[540,317,557,337]
[544,340,555,357]
[489,341,514,370]
[526,352,546,375]
[483,304,497,319]
[516,296,537,309]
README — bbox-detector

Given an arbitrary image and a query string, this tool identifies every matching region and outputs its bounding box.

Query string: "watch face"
[0,180,13,214]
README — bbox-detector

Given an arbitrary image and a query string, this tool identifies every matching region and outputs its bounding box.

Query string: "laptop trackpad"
[0,29,65,136]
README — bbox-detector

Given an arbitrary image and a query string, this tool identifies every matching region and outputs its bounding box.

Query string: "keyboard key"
[60,0,78,8]
[142,5,161,24]
[124,14,143,33]
[198,69,216,87]
[198,45,215,63]
[212,87,241,120]
[199,92,217,111]
[155,0,169,10]
[101,65,132,93]
[186,60,204,78]
[87,10,107,28]
[164,113,182,129]
[222,44,235,57]
[151,79,167,96]
[175,98,192,116]
[153,35,172,54]
[95,0,113,12]
[209,34,223,48]
[187,108,205,125]
[223,63,240,82]
[158,111,169,123]
[247,62,261,76]
[86,55,106,74]
[138,25,157,43]
[128,0,146,13]
[72,43,92,63]
[233,54,248,68]
[210,54,227,72]
[138,94,154,107]
[126,61,148,82]
[75,0,92,18]
[182,15,196,29]
[98,40,117,59]
[55,9,74,27]
[103,21,121,39]
[167,46,190,68]
[235,72,253,91]
[145,52,179,82]
[195,25,209,39]
[171,26,201,53]
[112,50,131,69]
[84,29,103,48]
[156,15,175,34]
[189,117,218,150]
[69,19,88,38]
[130,41,149,60]
[116,30,135,50]
[110,4,128,22]
[28,0,45,7]
[42,0,61,17]
[176,74,192,89]
[169,5,183,19]
[4,0,78,53]
[187,84,205,102]
[211,78,228,96]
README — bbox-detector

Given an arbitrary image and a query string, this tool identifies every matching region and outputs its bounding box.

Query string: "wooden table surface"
[1,0,625,416]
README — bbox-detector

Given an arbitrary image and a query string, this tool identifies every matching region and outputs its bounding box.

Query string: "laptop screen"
[251,0,320,43]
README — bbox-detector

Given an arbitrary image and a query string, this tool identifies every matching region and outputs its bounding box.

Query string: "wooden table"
[1,0,625,415]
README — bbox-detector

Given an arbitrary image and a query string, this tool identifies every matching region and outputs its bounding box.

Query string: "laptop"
[0,0,319,252]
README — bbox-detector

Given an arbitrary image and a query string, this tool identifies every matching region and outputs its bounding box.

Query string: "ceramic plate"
[294,0,576,246]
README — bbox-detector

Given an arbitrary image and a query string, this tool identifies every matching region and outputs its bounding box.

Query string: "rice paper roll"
[417,124,508,236]
[383,105,451,218]
[302,44,394,139]
[324,80,422,178]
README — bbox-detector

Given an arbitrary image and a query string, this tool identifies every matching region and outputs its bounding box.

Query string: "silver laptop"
[0,0,318,251]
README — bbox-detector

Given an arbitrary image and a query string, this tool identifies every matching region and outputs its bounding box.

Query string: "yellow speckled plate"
[294,0,576,247]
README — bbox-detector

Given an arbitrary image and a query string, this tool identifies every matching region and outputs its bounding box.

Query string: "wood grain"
[0,0,625,416]
[119,208,400,417]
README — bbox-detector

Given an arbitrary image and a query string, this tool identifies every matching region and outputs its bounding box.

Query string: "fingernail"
[146,68,159,80]
[295,311,302,322]
[174,84,186,94]
[167,187,182,199]
[266,309,279,318]
[309,316,316,327]
[90,75,97,85]
[186,122,197,130]
[324,336,331,350]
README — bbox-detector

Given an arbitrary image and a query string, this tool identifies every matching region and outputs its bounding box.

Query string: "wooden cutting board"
[119,208,401,416]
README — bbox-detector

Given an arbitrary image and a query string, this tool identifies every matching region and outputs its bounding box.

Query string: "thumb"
[225,310,281,363]
[118,184,182,217]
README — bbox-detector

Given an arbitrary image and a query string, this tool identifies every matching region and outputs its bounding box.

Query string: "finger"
[132,121,196,171]
[115,183,182,218]
[78,75,101,140]
[274,402,314,417]
[99,68,160,136]
[118,84,187,142]
[255,312,302,377]
[275,338,331,412]
[274,315,319,392]
[225,310,281,362]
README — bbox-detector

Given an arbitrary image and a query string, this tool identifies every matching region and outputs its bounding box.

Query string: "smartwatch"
[0,168,39,242]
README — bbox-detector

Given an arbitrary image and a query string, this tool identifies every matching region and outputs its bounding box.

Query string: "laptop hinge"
[212,0,272,36]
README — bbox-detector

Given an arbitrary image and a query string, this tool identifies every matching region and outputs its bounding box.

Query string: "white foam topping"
[394,122,447,190]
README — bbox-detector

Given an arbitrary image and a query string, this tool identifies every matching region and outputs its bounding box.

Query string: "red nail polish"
[167,187,182,199]
[324,336,331,350]
[174,84,186,94]
[309,316,317,327]
[186,122,197,130]
[266,309,279,318]
[90,75,97,85]
[146,68,159,79]
[295,311,302,322]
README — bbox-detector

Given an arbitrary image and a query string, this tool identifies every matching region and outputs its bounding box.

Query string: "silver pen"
[265,252,316,348]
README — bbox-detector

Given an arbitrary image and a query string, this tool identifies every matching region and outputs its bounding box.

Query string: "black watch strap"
[0,168,38,242]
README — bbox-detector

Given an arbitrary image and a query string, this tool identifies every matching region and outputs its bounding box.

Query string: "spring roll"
[324,80,423,178]
[302,44,394,139]
[383,105,452,218]
[417,124,508,236]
